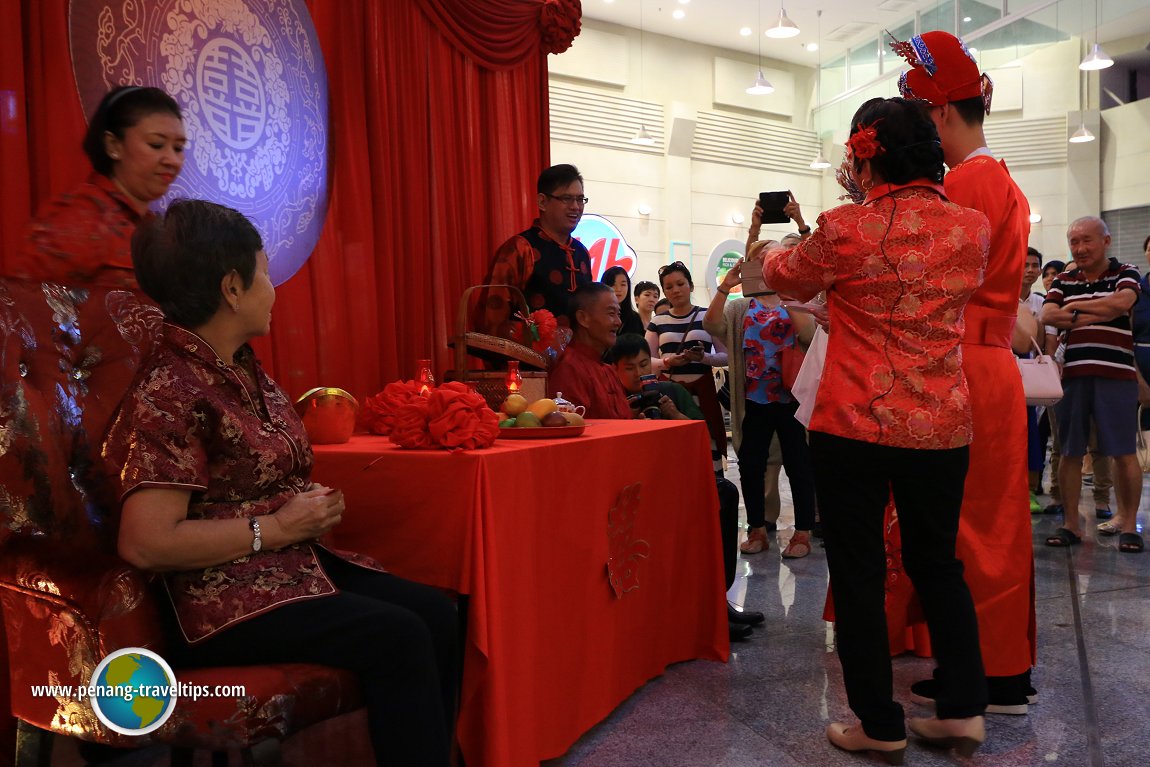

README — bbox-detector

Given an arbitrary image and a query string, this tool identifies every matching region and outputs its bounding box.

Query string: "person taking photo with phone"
[746,191,814,256]
[647,262,729,474]
[703,240,818,560]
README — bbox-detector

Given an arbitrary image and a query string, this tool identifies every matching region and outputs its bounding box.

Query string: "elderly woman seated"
[102,199,456,767]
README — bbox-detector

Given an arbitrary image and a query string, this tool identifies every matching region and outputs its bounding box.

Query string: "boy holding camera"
[609,334,697,421]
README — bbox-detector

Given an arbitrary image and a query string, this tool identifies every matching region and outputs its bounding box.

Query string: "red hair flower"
[846,123,884,161]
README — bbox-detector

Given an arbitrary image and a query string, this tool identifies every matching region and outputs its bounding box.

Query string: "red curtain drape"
[0,0,581,759]
[262,0,568,398]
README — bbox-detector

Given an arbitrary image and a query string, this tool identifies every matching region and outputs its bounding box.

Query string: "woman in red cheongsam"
[103,200,456,767]
[765,97,991,762]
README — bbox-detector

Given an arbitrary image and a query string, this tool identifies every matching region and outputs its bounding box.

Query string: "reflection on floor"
[48,460,1150,766]
[543,459,1150,767]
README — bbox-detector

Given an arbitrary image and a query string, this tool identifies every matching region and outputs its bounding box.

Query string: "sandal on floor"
[1045,527,1082,547]
[782,531,811,559]
[740,527,769,554]
[1118,532,1144,553]
[1097,521,1121,536]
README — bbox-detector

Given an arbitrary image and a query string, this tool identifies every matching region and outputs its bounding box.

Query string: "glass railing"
[815,0,1148,127]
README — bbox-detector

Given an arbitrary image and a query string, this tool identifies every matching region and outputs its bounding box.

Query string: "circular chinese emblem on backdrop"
[69,0,329,285]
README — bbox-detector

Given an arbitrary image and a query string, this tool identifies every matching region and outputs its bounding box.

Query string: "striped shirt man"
[1045,257,1141,381]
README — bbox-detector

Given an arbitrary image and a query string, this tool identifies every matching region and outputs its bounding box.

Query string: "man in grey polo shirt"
[1041,217,1144,552]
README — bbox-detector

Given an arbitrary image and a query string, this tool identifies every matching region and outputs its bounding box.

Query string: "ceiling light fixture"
[1069,123,1095,143]
[632,1,657,145]
[1079,0,1114,70]
[1069,66,1096,144]
[747,1,775,95]
[1029,213,1043,224]
[765,1,800,39]
[732,212,746,225]
[672,9,686,20]
[632,125,656,145]
[740,27,752,36]
[747,71,774,95]
[808,10,831,170]
[1079,43,1113,70]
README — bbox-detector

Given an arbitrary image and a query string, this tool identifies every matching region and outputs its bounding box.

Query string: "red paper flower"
[539,0,581,55]
[389,398,434,449]
[508,308,560,354]
[530,309,558,353]
[363,380,423,435]
[846,122,884,161]
[426,382,500,450]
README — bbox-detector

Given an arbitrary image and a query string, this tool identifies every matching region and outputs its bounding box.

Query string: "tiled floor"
[46,462,1150,766]
[543,459,1150,767]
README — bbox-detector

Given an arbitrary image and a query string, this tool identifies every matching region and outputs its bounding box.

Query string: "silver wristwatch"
[249,517,262,553]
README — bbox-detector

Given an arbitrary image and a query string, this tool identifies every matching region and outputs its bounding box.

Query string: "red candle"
[417,359,436,396]
[505,360,522,394]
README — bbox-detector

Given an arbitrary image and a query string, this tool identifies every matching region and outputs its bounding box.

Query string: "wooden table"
[312,419,728,767]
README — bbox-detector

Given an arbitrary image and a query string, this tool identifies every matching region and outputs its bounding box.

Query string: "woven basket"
[448,371,548,411]
[450,284,549,370]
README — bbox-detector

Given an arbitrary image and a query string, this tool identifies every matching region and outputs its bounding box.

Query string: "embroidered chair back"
[0,277,167,746]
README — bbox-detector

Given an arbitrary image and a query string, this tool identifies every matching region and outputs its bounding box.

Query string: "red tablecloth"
[312,419,728,767]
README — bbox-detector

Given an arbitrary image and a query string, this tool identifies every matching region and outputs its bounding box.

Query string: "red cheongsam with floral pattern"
[765,182,990,450]
[9,173,143,289]
[103,323,382,644]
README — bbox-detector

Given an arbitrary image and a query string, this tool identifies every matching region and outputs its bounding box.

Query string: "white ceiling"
[581,0,1150,68]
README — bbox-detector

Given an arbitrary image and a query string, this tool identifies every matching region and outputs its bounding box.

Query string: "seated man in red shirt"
[548,283,633,419]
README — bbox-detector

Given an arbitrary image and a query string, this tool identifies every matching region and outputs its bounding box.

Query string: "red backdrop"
[0,0,581,397]
[0,0,581,760]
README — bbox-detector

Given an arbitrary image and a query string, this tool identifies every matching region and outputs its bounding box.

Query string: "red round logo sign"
[69,0,330,285]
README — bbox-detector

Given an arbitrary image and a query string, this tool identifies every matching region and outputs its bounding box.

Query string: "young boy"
[608,333,697,420]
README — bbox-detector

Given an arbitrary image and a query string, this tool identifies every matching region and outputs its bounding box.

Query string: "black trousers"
[738,400,817,530]
[170,549,458,767]
[717,477,739,590]
[810,432,986,741]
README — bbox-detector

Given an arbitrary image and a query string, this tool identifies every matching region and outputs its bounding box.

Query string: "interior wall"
[548,19,820,302]
[549,20,1150,294]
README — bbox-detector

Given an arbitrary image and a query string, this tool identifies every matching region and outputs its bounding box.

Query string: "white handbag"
[1017,338,1062,407]
[1137,406,1150,473]
[791,326,828,428]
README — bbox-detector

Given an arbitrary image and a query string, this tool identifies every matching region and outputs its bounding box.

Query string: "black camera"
[628,390,662,419]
